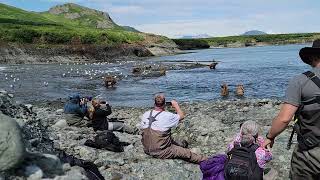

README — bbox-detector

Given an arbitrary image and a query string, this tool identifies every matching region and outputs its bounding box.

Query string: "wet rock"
[56,109,64,115]
[24,104,33,111]
[264,103,273,109]
[25,152,63,177]
[24,165,43,180]
[0,113,25,172]
[53,119,67,128]
[53,166,87,180]
[0,89,6,93]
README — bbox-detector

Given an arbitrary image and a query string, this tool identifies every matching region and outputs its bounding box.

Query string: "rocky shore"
[0,41,180,64]
[0,90,295,180]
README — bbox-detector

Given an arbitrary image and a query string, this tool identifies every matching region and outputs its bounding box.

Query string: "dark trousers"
[290,145,320,180]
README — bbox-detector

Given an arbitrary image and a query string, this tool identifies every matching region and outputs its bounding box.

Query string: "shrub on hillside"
[12,28,40,43]
[81,33,98,44]
[41,31,74,44]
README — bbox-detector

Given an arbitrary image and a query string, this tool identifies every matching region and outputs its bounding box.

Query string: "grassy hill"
[0,3,156,45]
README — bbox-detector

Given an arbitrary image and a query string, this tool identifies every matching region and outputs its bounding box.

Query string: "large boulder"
[0,113,25,171]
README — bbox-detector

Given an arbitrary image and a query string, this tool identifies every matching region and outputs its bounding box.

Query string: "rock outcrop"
[0,43,153,64]
[0,113,25,172]
[48,3,117,29]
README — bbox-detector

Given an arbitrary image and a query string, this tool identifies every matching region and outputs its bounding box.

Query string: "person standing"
[264,40,320,179]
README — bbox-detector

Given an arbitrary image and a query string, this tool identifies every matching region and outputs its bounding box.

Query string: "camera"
[165,102,172,106]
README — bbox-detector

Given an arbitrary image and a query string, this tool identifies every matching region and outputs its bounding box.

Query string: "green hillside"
[203,33,320,46]
[174,33,320,49]
[0,3,144,44]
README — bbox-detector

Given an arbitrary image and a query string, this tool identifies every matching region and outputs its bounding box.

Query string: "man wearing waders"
[264,39,320,179]
[140,93,207,164]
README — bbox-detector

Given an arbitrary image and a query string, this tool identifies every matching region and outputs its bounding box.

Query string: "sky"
[1,0,320,38]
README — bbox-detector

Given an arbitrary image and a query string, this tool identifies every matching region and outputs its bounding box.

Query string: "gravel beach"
[0,90,296,180]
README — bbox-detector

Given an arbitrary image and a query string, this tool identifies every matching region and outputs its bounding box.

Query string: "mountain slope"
[46,3,117,29]
[0,3,57,25]
[0,3,144,44]
[0,3,179,63]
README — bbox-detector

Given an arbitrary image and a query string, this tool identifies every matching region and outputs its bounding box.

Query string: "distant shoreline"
[173,33,318,50]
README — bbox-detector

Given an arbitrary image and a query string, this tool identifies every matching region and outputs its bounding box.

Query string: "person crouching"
[89,99,136,134]
[140,93,207,164]
[64,93,89,127]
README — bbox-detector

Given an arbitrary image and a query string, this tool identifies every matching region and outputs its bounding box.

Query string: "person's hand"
[171,100,179,108]
[263,138,274,149]
[80,98,85,105]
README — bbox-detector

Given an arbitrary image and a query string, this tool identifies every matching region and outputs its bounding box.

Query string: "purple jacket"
[200,154,227,180]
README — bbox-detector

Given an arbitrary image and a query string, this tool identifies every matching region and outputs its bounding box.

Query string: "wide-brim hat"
[299,39,320,65]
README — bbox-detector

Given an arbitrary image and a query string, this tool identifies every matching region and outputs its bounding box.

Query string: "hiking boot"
[123,125,139,135]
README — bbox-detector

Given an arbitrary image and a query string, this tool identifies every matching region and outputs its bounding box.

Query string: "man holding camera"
[140,93,207,164]
[64,93,89,127]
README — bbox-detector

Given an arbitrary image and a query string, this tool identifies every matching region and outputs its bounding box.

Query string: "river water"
[0,44,311,107]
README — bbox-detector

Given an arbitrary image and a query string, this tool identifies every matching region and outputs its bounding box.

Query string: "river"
[0,44,311,107]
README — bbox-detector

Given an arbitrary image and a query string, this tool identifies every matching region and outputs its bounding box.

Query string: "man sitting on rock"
[63,93,89,127]
[89,99,136,134]
[140,93,207,164]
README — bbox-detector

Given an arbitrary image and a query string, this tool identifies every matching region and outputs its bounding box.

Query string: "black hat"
[299,39,320,65]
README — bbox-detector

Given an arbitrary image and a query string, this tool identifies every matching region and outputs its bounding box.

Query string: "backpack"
[224,144,263,180]
[84,131,130,152]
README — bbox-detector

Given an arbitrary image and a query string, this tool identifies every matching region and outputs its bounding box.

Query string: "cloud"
[5,0,320,37]
[136,9,320,38]
[108,5,146,14]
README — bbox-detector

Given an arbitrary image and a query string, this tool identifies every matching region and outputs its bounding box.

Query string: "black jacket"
[92,105,112,131]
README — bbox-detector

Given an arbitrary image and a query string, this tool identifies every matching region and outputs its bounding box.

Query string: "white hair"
[240,120,259,146]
